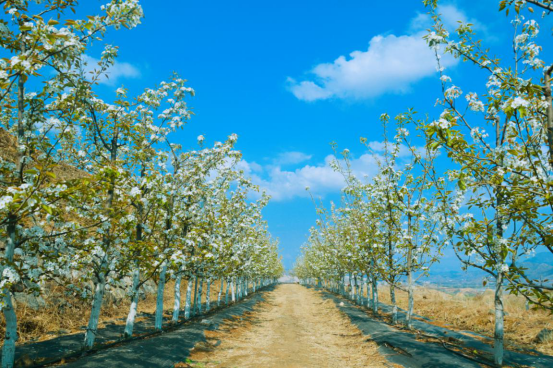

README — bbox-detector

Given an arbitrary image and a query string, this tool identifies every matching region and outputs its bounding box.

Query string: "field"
[0,279,226,345]
[378,286,553,355]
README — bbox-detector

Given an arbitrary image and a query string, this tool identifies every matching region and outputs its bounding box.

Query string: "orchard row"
[294,1,553,366]
[0,1,283,367]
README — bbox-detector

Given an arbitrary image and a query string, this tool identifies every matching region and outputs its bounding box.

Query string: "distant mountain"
[421,269,488,288]
[421,251,553,287]
[519,253,553,283]
[524,251,553,265]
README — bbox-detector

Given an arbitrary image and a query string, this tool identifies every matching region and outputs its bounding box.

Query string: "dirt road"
[185,284,388,368]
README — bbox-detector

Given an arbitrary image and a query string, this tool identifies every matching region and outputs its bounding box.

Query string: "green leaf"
[42,204,53,215]
[44,171,56,179]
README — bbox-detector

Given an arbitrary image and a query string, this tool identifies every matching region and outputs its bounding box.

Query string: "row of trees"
[294,0,553,366]
[0,1,283,367]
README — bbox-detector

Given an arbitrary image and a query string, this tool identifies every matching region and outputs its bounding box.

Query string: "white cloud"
[83,55,141,86]
[239,144,427,201]
[287,6,470,101]
[239,155,345,201]
[286,78,332,102]
[239,151,383,201]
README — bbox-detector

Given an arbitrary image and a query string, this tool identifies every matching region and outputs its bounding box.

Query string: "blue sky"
[80,0,553,269]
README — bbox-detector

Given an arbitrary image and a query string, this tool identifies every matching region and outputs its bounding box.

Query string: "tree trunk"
[192,276,199,316]
[407,267,414,330]
[217,279,223,307]
[225,277,230,305]
[206,279,211,312]
[544,65,553,164]
[155,262,167,330]
[196,278,203,315]
[2,217,18,368]
[372,276,378,314]
[2,44,26,367]
[1,291,17,368]
[354,276,358,303]
[364,275,370,308]
[84,272,107,348]
[357,275,362,304]
[350,274,355,300]
[124,267,141,337]
[184,277,193,319]
[390,283,398,324]
[172,274,182,322]
[231,278,236,302]
[494,273,505,366]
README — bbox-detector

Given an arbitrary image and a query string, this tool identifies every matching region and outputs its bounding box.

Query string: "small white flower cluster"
[444,86,462,100]
[102,0,144,30]
[465,93,485,112]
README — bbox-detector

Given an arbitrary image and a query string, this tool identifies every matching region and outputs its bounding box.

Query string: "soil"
[184,284,388,368]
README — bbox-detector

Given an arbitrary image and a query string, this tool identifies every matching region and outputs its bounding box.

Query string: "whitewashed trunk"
[172,274,182,322]
[494,273,505,366]
[357,275,362,304]
[2,220,18,368]
[357,275,363,305]
[196,278,203,315]
[406,268,414,330]
[372,277,378,314]
[1,292,17,368]
[206,279,211,312]
[350,274,355,300]
[225,277,230,304]
[244,278,248,296]
[364,276,370,308]
[217,279,223,307]
[354,276,358,303]
[184,277,193,319]
[191,276,198,317]
[231,278,236,302]
[241,278,245,299]
[124,268,141,337]
[84,274,107,348]
[155,262,167,330]
[390,284,398,324]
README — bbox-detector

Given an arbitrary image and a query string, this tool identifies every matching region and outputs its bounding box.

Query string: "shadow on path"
[62,288,272,368]
[318,288,553,368]
[4,287,273,368]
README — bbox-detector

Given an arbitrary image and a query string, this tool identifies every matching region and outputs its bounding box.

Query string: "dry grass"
[0,279,226,345]
[0,127,88,181]
[376,286,553,355]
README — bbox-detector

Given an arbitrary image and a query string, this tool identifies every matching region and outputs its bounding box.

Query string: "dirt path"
[185,284,388,368]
